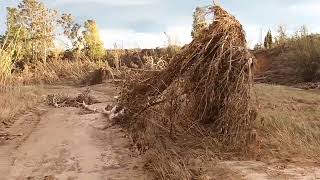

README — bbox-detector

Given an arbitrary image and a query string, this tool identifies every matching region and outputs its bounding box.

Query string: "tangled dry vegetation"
[118,6,256,179]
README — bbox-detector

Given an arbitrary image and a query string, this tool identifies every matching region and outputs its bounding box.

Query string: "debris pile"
[119,5,256,145]
[46,89,100,108]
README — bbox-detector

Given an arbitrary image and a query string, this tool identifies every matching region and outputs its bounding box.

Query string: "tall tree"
[268,31,273,48]
[191,6,207,39]
[264,33,268,49]
[4,7,29,63]
[15,0,57,63]
[58,13,83,59]
[83,20,105,60]
[58,13,83,50]
[264,30,273,49]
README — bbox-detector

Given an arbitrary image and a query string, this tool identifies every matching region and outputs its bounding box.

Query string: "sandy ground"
[1,82,320,180]
[0,83,148,180]
[217,161,320,180]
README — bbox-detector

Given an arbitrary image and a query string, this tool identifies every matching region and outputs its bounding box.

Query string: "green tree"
[16,0,57,63]
[3,0,57,64]
[4,7,29,64]
[58,13,83,50]
[83,20,105,60]
[191,6,207,39]
[58,13,83,59]
[264,30,273,49]
[268,31,273,48]
[264,34,268,49]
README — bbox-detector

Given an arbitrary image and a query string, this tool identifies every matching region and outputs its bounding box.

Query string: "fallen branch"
[78,101,98,113]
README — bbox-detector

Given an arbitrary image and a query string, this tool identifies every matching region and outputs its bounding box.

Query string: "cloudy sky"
[0,0,320,48]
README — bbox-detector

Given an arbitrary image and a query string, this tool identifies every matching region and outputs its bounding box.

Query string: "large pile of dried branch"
[119,6,256,146]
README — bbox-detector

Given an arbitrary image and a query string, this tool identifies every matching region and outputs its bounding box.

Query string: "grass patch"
[0,86,43,129]
[253,84,320,161]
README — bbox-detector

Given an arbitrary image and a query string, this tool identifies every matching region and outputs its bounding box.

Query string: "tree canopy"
[83,20,105,60]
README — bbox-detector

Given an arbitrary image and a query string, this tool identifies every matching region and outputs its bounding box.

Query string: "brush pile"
[120,5,255,145]
[117,9,257,177]
[46,89,100,108]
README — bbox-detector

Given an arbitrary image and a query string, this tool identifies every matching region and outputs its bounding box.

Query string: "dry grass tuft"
[0,86,43,129]
[145,149,193,180]
[14,59,105,85]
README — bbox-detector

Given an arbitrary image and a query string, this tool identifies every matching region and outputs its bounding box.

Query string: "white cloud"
[100,25,192,49]
[164,25,192,46]
[53,0,155,6]
[101,24,278,49]
[100,29,163,49]
[243,23,320,49]
[234,24,270,48]
[243,24,262,48]
[288,1,320,16]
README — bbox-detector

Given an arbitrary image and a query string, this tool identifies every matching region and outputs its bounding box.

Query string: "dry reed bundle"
[119,5,255,143]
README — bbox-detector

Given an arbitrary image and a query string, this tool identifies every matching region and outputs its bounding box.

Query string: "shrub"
[283,35,320,82]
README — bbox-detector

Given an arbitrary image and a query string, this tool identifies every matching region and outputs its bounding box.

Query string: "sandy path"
[217,161,320,180]
[0,84,148,180]
[2,83,320,180]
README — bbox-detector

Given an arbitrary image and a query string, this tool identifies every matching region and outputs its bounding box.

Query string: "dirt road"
[218,161,320,180]
[0,84,148,180]
[1,83,320,180]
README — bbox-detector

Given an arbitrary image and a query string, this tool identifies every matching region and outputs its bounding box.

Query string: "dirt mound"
[254,35,320,85]
[253,46,298,84]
